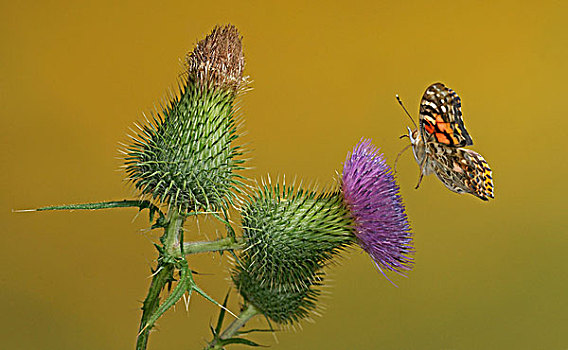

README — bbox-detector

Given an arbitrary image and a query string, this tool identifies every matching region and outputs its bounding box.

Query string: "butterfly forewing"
[419,83,473,147]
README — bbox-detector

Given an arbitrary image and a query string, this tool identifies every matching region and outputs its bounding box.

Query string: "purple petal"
[342,139,414,273]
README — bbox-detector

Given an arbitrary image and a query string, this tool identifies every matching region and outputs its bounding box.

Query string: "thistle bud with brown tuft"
[124,25,247,213]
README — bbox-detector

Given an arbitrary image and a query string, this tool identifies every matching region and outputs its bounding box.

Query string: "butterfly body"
[405,83,494,201]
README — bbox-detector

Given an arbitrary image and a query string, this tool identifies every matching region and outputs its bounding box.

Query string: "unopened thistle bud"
[124,25,247,213]
[232,182,354,324]
[234,268,322,324]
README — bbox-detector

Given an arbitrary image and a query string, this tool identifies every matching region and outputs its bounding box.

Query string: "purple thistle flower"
[341,139,414,274]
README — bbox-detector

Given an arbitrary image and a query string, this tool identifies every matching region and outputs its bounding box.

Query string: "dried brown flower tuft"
[186,24,247,91]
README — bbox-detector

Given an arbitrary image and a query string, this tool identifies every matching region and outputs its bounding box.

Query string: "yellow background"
[2,1,567,349]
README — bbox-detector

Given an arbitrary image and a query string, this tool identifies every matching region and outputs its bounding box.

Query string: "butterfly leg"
[394,143,412,173]
[415,157,427,189]
[415,171,425,189]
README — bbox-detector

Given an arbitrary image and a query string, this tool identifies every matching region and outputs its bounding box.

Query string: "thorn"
[12,208,36,213]
[183,292,191,312]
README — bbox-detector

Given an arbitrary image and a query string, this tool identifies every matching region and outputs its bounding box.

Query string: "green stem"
[161,207,185,251]
[136,207,186,350]
[169,237,244,256]
[208,303,261,350]
[220,303,260,339]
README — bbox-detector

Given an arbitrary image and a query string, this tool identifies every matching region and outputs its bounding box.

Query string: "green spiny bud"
[233,268,321,325]
[232,181,354,324]
[124,25,248,213]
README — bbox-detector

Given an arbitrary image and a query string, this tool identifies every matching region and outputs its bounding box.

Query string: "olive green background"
[2,1,566,349]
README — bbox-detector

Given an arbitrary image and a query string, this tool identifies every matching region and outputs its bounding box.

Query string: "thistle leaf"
[218,338,264,347]
[214,291,231,336]
[139,261,192,334]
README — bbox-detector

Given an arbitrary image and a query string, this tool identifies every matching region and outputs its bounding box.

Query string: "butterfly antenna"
[395,94,417,129]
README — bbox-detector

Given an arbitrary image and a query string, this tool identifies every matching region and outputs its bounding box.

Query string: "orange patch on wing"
[435,114,445,123]
[437,122,451,133]
[435,133,450,144]
[424,123,435,134]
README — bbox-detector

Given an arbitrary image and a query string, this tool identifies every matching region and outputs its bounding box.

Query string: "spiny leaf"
[193,285,237,319]
[237,328,274,335]
[139,261,192,335]
[20,199,161,214]
[218,337,264,347]
[214,291,231,336]
[17,199,166,227]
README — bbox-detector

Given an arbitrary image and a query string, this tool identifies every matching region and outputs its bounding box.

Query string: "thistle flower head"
[124,25,247,213]
[341,139,413,273]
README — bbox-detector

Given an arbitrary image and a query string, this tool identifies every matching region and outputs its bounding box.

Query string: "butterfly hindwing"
[419,83,473,147]
[429,144,494,201]
[461,149,494,200]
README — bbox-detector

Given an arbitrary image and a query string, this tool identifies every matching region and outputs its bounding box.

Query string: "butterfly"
[395,82,494,201]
